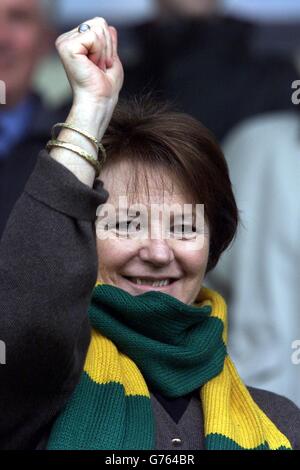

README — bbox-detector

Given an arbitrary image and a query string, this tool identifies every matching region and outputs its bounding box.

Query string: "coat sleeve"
[0,150,109,449]
[248,387,300,450]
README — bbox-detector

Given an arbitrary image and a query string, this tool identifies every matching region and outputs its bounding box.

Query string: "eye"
[115,221,131,231]
[116,220,142,232]
[170,225,197,239]
[9,10,35,26]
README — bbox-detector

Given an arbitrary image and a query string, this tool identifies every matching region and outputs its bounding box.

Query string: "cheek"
[97,240,118,278]
[96,239,138,278]
[13,27,41,56]
[186,252,208,278]
[175,239,210,278]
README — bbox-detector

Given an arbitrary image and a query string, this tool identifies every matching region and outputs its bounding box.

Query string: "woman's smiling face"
[96,161,210,305]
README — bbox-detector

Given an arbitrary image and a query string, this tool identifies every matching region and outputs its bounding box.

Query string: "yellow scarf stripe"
[84,329,150,398]
[195,286,228,344]
[202,356,292,449]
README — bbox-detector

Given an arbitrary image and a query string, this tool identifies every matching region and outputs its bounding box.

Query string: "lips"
[122,276,178,291]
[129,277,172,287]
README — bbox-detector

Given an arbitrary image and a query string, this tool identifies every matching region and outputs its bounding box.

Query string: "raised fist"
[55,17,124,104]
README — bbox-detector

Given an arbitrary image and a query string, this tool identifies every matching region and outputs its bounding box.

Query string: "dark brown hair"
[102,96,238,273]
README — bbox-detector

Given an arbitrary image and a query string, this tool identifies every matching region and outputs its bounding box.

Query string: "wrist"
[69,96,117,140]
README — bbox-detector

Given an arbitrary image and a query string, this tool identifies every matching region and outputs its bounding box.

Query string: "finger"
[98,47,107,73]
[101,22,113,68]
[109,26,118,59]
[60,29,103,69]
[59,17,107,37]
[107,26,116,66]
[94,28,106,72]
[89,18,111,70]
[81,17,110,70]
[86,31,103,67]
[57,17,112,72]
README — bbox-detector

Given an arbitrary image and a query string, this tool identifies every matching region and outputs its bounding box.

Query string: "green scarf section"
[47,283,292,450]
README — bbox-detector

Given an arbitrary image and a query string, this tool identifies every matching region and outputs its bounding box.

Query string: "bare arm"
[50,18,123,186]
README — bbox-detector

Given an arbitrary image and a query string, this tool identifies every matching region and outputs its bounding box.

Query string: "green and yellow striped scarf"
[47,283,292,450]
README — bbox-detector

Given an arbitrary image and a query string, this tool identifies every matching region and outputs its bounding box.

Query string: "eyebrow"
[7,7,37,19]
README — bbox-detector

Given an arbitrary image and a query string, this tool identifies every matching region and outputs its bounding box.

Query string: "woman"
[0,17,299,450]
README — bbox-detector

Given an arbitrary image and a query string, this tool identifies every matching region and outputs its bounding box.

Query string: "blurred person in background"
[122,0,298,141]
[206,108,300,407]
[0,0,67,238]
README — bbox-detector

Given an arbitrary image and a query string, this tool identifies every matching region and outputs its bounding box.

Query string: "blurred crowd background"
[0,0,299,408]
[26,0,300,110]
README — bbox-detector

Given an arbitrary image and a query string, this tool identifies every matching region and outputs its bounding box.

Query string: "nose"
[139,239,175,266]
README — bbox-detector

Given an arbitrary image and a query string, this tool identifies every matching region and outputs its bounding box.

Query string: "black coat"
[0,94,69,238]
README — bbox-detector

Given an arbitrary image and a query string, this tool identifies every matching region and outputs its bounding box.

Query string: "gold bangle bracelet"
[46,139,101,177]
[51,123,107,164]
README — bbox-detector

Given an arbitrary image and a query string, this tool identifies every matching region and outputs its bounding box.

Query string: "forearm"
[50,98,116,186]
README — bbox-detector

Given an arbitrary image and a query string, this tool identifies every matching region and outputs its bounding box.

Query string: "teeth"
[130,278,171,287]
